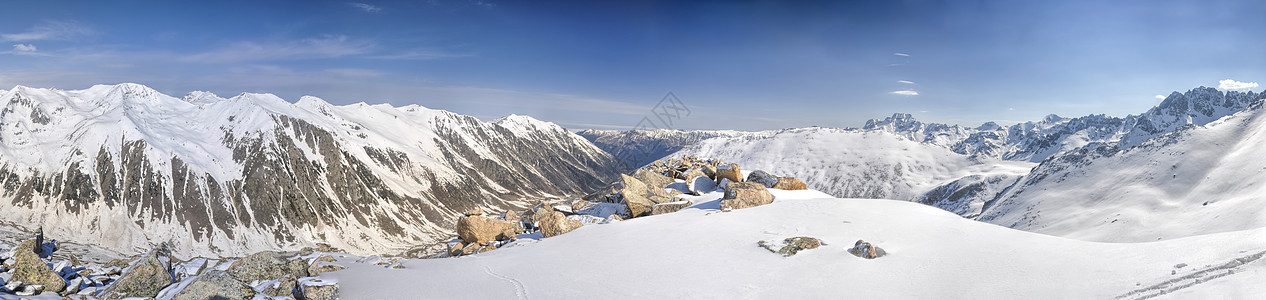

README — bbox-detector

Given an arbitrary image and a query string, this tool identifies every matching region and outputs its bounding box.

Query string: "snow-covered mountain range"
[0,83,621,258]
[575,129,751,170]
[653,86,1266,241]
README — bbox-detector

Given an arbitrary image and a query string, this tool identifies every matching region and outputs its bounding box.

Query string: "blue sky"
[1,0,1263,130]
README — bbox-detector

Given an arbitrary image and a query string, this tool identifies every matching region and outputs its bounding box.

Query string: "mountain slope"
[980,100,1266,242]
[576,129,752,170]
[0,83,621,257]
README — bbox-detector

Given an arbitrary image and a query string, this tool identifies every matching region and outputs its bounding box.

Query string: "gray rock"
[720,182,775,211]
[848,240,887,259]
[10,239,66,293]
[226,251,309,283]
[758,237,822,257]
[171,270,255,300]
[301,278,340,300]
[651,201,693,215]
[260,274,299,298]
[747,170,778,188]
[98,245,174,299]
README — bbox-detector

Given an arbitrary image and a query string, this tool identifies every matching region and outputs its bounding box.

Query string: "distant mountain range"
[0,83,621,257]
[591,86,1266,242]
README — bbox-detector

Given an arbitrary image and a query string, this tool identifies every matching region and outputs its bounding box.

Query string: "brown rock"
[634,170,676,190]
[848,240,887,259]
[650,200,693,215]
[456,215,521,245]
[618,174,672,218]
[570,200,591,212]
[301,279,340,300]
[448,242,465,257]
[461,242,482,255]
[720,182,775,211]
[702,165,717,180]
[715,163,742,183]
[464,208,485,216]
[307,256,344,276]
[538,209,584,238]
[502,210,520,222]
[772,177,808,190]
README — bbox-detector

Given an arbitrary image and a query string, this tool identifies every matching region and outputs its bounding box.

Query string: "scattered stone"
[570,200,591,212]
[457,214,521,245]
[848,240,887,259]
[315,243,334,252]
[62,277,83,296]
[308,255,344,276]
[715,163,743,184]
[448,242,465,257]
[651,201,693,215]
[98,245,174,299]
[720,182,775,211]
[747,170,779,188]
[226,251,309,283]
[758,237,823,257]
[701,165,718,180]
[538,209,585,238]
[10,239,67,293]
[460,242,482,255]
[301,279,340,300]
[391,263,406,269]
[634,170,676,190]
[773,177,808,190]
[480,244,498,253]
[502,210,520,222]
[171,270,255,300]
[464,208,485,216]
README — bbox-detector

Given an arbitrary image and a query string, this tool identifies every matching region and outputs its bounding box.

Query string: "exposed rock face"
[772,177,807,190]
[226,251,308,283]
[848,240,886,259]
[758,237,822,257]
[747,170,778,188]
[616,174,671,218]
[261,275,299,298]
[307,256,344,276]
[715,163,743,184]
[99,245,174,299]
[10,239,66,293]
[538,209,584,238]
[171,270,255,300]
[456,215,520,245]
[634,170,676,191]
[720,182,775,211]
[651,201,692,215]
[0,84,623,258]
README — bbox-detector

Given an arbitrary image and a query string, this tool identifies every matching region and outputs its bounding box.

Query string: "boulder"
[171,270,255,300]
[701,165,718,180]
[226,251,309,283]
[720,182,775,211]
[848,240,887,259]
[538,209,584,238]
[715,163,743,183]
[502,210,520,222]
[464,208,485,216]
[773,177,808,190]
[448,242,465,257]
[747,170,778,188]
[456,215,520,245]
[460,242,482,255]
[10,239,66,293]
[307,256,344,276]
[617,174,672,218]
[260,275,299,298]
[758,237,822,257]
[633,170,675,191]
[650,201,693,215]
[99,245,174,299]
[687,175,718,195]
[301,279,340,300]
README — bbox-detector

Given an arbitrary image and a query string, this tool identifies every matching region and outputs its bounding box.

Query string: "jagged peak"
[493,114,565,133]
[863,112,921,130]
[1041,114,1064,123]
[182,91,224,104]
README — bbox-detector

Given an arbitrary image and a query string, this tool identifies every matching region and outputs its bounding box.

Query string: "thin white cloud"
[893,52,910,57]
[12,44,36,52]
[324,68,384,78]
[181,35,374,63]
[897,80,915,84]
[369,50,472,60]
[349,2,383,13]
[1218,79,1259,90]
[1,21,93,42]
[890,90,918,96]
[1155,94,1166,100]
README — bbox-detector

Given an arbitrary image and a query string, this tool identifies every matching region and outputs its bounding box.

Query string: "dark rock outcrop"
[171,270,255,300]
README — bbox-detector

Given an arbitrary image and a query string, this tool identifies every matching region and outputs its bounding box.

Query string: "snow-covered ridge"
[0,83,622,258]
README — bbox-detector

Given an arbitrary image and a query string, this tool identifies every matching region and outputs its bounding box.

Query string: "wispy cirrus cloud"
[891,90,918,96]
[897,80,915,84]
[893,52,910,57]
[1218,79,1259,90]
[349,2,383,13]
[1,20,94,42]
[180,35,374,63]
[3,43,51,56]
[369,50,472,60]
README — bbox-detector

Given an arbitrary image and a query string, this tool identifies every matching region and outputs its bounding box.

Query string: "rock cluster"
[0,230,346,298]
[758,237,823,257]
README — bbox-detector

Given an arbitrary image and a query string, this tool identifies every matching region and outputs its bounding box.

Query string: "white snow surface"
[322,189,1266,299]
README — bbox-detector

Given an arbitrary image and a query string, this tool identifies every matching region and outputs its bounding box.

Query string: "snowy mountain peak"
[863,112,921,131]
[1041,114,1065,123]
[493,113,566,135]
[181,90,224,104]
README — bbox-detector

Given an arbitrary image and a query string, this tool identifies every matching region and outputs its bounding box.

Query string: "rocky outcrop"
[634,170,676,191]
[226,251,308,283]
[456,215,521,245]
[539,209,585,238]
[651,201,692,215]
[772,177,807,190]
[758,237,822,257]
[616,174,672,218]
[848,240,886,259]
[9,239,66,293]
[260,275,300,298]
[171,270,255,300]
[98,245,174,299]
[715,163,743,184]
[301,278,340,300]
[307,255,345,276]
[747,170,778,188]
[720,182,775,211]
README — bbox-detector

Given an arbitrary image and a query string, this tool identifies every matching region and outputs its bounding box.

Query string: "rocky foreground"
[0,228,346,299]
